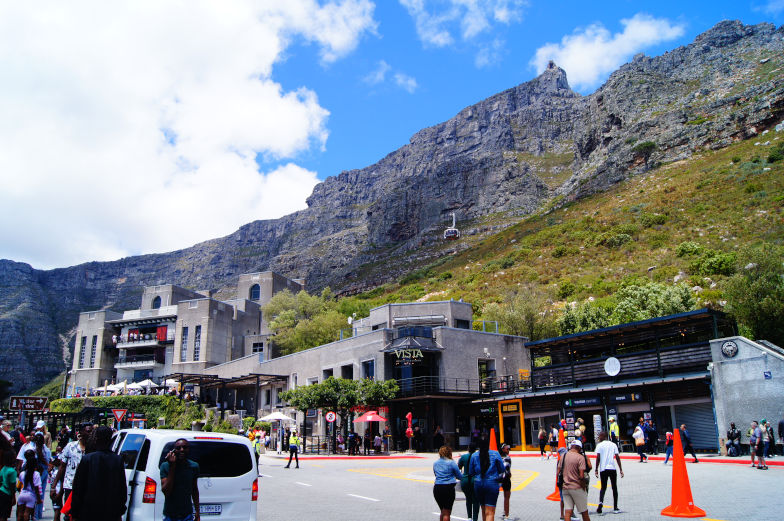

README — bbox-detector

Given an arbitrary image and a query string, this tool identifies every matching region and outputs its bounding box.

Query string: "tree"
[558,299,614,335]
[481,288,559,341]
[724,243,784,346]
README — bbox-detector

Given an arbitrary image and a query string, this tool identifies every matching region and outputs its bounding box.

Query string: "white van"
[113,429,258,521]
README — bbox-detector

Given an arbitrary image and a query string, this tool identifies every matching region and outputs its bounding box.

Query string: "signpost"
[325,411,336,423]
[112,409,128,427]
[10,396,48,428]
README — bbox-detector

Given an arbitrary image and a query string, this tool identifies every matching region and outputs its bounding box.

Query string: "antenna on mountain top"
[443,212,460,240]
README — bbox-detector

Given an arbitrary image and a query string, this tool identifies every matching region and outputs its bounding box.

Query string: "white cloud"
[758,0,784,14]
[364,60,392,84]
[475,38,505,68]
[400,0,526,47]
[0,1,376,269]
[530,13,685,91]
[394,73,419,93]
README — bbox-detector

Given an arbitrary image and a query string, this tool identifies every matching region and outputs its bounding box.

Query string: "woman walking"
[632,425,648,462]
[16,451,42,521]
[30,433,51,520]
[539,428,548,459]
[457,443,479,521]
[549,424,559,459]
[500,444,512,519]
[432,445,462,521]
[469,440,505,521]
[0,451,17,521]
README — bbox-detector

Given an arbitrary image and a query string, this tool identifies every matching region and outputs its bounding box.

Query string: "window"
[478,359,496,380]
[249,284,260,301]
[193,325,201,361]
[119,434,148,470]
[322,368,333,380]
[152,296,161,309]
[291,373,298,388]
[78,336,87,368]
[264,389,271,405]
[180,327,189,362]
[361,359,375,380]
[455,319,471,329]
[188,301,198,309]
[89,335,98,368]
[159,441,252,478]
[341,364,353,379]
[252,342,264,354]
[307,377,318,386]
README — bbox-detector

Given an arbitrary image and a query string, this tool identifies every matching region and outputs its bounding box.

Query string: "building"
[196,300,529,450]
[481,308,742,452]
[68,272,304,393]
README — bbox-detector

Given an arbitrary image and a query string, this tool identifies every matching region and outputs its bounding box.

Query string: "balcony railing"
[395,375,531,397]
[116,331,175,348]
[115,354,164,367]
[121,305,178,320]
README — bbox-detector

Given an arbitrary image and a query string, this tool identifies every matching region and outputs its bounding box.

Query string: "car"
[112,429,258,520]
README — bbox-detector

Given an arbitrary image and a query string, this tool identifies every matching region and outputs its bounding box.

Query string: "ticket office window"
[499,400,523,449]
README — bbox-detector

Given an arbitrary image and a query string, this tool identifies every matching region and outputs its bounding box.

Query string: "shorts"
[501,476,512,492]
[0,491,12,518]
[562,488,588,514]
[17,490,36,509]
[433,483,456,510]
[473,478,500,507]
[756,444,765,457]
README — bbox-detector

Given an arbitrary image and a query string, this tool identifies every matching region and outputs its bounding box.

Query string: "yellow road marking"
[348,467,539,491]
[511,471,539,491]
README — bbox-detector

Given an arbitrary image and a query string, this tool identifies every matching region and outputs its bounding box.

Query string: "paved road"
[256,452,780,521]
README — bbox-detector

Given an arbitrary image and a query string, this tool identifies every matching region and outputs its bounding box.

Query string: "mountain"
[1,20,783,392]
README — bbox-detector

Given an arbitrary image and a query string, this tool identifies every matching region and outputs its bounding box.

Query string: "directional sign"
[112,409,128,423]
[325,411,336,423]
[10,397,48,411]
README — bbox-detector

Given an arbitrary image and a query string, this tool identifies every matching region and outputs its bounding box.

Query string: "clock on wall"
[721,340,738,358]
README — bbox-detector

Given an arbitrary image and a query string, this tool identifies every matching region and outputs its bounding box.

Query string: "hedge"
[50,395,204,429]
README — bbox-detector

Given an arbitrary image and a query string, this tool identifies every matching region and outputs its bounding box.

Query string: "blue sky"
[0,1,781,269]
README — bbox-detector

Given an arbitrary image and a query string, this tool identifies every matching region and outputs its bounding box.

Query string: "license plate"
[200,504,222,515]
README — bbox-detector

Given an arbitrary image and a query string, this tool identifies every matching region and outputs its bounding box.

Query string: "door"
[117,433,150,521]
[674,403,718,450]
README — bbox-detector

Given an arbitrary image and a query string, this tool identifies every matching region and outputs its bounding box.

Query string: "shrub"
[557,281,577,299]
[768,149,783,163]
[595,233,632,248]
[676,241,703,257]
[690,250,737,276]
[552,245,568,258]
[640,213,667,228]
[731,156,741,164]
[632,141,656,156]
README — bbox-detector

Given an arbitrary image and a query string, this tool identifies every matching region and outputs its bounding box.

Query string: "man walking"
[285,430,300,469]
[594,431,623,515]
[778,415,784,457]
[252,434,262,471]
[749,421,759,467]
[557,439,591,521]
[680,424,698,463]
[52,423,93,520]
[160,438,200,521]
[608,418,620,446]
[69,426,127,521]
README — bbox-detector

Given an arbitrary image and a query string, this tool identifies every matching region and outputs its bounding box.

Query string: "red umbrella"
[353,410,388,423]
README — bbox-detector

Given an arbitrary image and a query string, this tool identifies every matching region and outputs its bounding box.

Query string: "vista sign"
[393,348,424,366]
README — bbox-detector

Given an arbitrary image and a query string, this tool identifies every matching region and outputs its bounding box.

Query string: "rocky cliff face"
[1,21,782,392]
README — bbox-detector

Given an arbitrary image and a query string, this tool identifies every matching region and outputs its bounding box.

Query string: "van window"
[119,434,147,470]
[158,441,252,478]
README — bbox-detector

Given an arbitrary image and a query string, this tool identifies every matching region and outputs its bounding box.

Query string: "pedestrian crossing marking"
[347,467,538,491]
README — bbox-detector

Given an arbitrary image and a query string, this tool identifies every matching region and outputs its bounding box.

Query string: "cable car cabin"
[443,212,460,240]
[443,227,460,240]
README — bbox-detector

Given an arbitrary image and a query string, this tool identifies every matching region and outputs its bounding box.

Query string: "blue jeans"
[473,478,500,507]
[34,470,48,520]
[164,514,194,521]
[664,446,673,464]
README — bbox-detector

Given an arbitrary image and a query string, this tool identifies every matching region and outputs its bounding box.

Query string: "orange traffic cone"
[489,428,498,452]
[546,429,567,501]
[661,430,706,518]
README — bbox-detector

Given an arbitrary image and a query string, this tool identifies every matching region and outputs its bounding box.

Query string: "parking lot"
[255,452,780,521]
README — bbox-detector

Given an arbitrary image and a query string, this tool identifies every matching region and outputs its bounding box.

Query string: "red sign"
[325,411,336,423]
[10,397,48,411]
[350,405,389,415]
[112,409,128,423]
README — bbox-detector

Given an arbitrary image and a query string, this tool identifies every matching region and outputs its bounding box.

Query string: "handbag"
[581,452,591,490]
[635,437,645,447]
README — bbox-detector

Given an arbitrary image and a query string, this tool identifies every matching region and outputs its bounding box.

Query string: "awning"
[392,315,445,327]
[381,336,442,352]
[473,371,710,403]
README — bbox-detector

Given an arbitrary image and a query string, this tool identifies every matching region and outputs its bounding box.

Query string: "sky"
[1,1,782,270]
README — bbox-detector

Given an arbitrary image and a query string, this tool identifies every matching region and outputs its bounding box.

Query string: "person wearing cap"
[608,417,619,446]
[34,420,52,450]
[557,439,592,521]
[284,429,300,469]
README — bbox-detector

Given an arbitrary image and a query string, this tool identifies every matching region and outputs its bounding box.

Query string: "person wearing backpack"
[748,421,759,467]
[726,423,741,457]
[557,439,592,521]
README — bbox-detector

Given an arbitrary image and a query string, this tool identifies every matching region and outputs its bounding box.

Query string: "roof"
[117,428,251,443]
[526,308,727,349]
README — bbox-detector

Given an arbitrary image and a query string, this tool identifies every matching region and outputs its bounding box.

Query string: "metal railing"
[116,354,164,366]
[394,375,531,397]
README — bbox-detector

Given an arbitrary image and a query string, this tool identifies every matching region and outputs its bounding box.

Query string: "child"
[663,431,674,465]
[48,456,62,521]
[15,450,41,521]
[0,451,17,521]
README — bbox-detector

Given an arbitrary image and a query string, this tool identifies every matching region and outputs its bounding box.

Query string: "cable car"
[443,212,460,240]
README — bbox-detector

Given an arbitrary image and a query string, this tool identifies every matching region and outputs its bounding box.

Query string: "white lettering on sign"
[393,349,423,358]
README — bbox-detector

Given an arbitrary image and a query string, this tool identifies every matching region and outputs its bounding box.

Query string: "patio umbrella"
[260,412,296,422]
[136,379,159,388]
[126,382,144,390]
[353,410,388,423]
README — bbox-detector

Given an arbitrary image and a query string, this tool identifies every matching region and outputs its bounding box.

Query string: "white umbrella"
[126,382,144,390]
[105,383,123,392]
[164,379,178,388]
[260,412,296,422]
[136,379,159,388]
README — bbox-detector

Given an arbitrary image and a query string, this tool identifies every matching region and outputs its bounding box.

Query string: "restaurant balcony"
[394,375,531,398]
[115,353,165,369]
[116,330,176,348]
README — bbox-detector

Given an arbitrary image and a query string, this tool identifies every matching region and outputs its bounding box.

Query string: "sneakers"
[693,459,699,463]
[612,508,621,514]
[597,503,603,514]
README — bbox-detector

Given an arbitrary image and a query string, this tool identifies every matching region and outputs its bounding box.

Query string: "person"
[468,439,505,521]
[726,423,741,456]
[16,450,42,521]
[754,421,768,470]
[33,421,51,451]
[160,438,200,521]
[382,425,390,453]
[632,424,647,462]
[608,417,620,446]
[0,423,12,478]
[56,427,70,451]
[19,432,51,520]
[433,426,444,452]
[594,431,623,514]
[373,433,382,454]
[363,431,371,456]
[432,445,462,521]
[457,443,479,521]
[285,430,300,469]
[763,420,775,459]
[538,427,548,459]
[549,424,559,459]
[499,444,512,520]
[337,434,345,454]
[69,425,127,521]
[555,444,569,521]
[680,424,698,463]
[51,422,93,519]
[0,451,17,521]
[48,456,62,521]
[779,415,784,456]
[663,431,674,465]
[252,434,262,470]
[646,420,658,455]
[558,440,591,521]
[748,421,759,468]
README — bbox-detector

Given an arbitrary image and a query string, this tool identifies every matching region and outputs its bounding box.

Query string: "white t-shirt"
[595,440,619,472]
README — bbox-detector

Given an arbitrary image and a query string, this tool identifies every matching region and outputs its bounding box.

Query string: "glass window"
[454,319,471,329]
[180,326,189,362]
[89,335,98,368]
[159,441,253,478]
[193,325,201,361]
[249,284,260,301]
[119,433,147,470]
[152,296,161,309]
[252,342,264,354]
[362,360,375,380]
[78,336,87,368]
